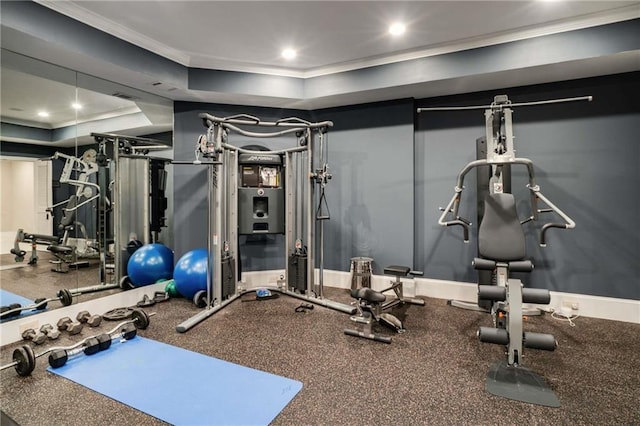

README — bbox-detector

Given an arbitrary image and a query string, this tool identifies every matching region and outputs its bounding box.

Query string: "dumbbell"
[49,323,138,369]
[48,308,152,369]
[56,317,83,335]
[21,329,47,345]
[0,308,152,377]
[76,311,102,327]
[0,289,74,319]
[40,324,60,340]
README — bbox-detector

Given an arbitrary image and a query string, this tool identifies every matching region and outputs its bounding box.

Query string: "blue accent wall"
[415,72,640,300]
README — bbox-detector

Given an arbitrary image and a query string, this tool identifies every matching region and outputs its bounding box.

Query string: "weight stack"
[221,254,236,300]
[288,252,307,293]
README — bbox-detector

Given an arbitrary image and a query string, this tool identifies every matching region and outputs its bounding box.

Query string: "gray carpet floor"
[1,258,639,425]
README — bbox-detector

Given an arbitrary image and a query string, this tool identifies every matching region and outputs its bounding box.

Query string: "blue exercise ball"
[127,243,174,287]
[173,249,209,300]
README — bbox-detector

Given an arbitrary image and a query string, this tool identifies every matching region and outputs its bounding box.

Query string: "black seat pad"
[351,287,386,303]
[383,265,411,276]
[48,245,73,255]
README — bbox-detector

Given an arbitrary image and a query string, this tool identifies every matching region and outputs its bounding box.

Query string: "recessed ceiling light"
[37,111,49,117]
[389,22,406,36]
[282,48,296,60]
[72,102,83,110]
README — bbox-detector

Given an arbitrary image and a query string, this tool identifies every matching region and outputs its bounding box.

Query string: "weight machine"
[419,94,589,407]
[90,133,171,293]
[10,150,100,268]
[176,114,355,333]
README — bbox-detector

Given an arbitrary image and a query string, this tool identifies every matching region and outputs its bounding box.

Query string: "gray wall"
[310,100,415,274]
[415,72,640,300]
[174,73,639,301]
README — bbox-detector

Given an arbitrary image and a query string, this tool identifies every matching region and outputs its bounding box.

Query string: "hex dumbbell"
[56,317,83,335]
[0,308,153,378]
[21,329,47,345]
[39,324,60,340]
[48,323,138,369]
[76,311,102,327]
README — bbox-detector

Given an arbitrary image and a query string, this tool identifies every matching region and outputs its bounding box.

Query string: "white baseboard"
[247,269,639,324]
[2,270,637,346]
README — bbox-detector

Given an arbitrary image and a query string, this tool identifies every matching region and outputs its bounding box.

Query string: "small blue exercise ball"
[173,249,209,300]
[127,243,174,287]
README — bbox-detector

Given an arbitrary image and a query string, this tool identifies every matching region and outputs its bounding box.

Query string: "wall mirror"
[0,49,173,323]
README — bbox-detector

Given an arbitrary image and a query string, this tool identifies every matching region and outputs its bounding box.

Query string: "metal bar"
[199,113,333,130]
[221,143,307,155]
[219,124,304,139]
[306,129,315,296]
[91,132,171,148]
[176,294,242,333]
[417,95,592,112]
[506,279,524,366]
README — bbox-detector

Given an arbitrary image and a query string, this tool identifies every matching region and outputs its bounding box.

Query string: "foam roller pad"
[478,285,506,301]
[473,258,496,270]
[478,327,509,345]
[522,288,551,304]
[524,332,557,351]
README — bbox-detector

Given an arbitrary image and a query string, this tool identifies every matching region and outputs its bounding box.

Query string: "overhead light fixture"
[72,102,82,110]
[282,48,297,60]
[37,111,49,118]
[389,22,406,36]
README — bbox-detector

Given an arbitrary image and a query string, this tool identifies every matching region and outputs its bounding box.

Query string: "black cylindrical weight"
[7,303,22,318]
[477,327,509,345]
[524,332,557,351]
[48,350,68,369]
[522,288,551,305]
[478,285,506,301]
[83,338,101,356]
[96,334,112,351]
[121,323,137,340]
[34,298,48,310]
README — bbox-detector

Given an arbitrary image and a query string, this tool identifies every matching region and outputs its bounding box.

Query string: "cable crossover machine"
[419,94,590,407]
[176,114,355,333]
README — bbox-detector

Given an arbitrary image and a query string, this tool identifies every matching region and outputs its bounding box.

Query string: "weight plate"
[131,308,149,329]
[193,290,207,308]
[119,276,135,290]
[13,345,35,377]
[103,308,132,321]
[58,289,73,306]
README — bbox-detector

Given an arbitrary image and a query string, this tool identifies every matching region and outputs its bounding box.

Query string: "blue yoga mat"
[48,337,303,426]
[0,289,43,321]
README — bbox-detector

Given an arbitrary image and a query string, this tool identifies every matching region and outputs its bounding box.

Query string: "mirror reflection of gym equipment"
[90,133,171,291]
[421,94,588,407]
[1,134,172,321]
[175,114,356,332]
[10,150,99,271]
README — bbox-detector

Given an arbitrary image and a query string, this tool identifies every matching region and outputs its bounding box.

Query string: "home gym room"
[0,1,638,425]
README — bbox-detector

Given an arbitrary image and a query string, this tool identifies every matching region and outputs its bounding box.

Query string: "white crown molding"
[35,0,192,66]
[35,1,640,80]
[301,4,640,78]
